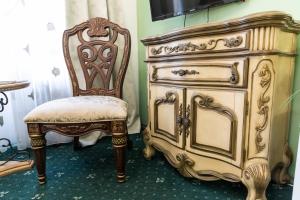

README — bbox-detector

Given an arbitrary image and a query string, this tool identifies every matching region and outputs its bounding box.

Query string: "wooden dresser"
[141,12,300,200]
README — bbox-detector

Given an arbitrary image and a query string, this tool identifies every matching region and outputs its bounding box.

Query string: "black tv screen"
[150,0,242,21]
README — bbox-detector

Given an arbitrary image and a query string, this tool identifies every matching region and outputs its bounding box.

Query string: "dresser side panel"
[269,56,295,170]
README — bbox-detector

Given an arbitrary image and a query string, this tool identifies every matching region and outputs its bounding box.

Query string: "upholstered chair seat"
[24,96,127,123]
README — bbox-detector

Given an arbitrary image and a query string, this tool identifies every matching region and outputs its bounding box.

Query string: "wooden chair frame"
[27,17,131,184]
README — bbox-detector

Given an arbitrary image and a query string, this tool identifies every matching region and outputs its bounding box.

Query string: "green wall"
[137,0,300,176]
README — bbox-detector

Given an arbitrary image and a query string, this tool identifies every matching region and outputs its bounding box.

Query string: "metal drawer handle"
[171,69,199,76]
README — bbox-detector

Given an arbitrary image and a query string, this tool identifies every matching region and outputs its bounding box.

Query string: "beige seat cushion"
[24,96,127,123]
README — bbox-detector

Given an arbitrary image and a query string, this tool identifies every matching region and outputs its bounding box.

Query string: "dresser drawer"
[148,31,250,57]
[150,58,248,87]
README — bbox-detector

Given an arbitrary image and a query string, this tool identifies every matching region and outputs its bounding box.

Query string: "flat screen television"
[150,0,243,21]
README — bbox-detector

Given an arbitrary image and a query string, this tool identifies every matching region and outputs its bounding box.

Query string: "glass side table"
[0,81,34,176]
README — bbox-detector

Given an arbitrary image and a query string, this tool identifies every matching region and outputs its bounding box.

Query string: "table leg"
[0,138,34,177]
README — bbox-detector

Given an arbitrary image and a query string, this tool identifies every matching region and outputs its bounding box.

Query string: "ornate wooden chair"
[24,18,131,184]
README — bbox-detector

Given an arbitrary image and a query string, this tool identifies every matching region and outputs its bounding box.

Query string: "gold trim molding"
[154,91,180,143]
[189,94,237,160]
[151,62,242,86]
[31,137,46,149]
[112,136,127,146]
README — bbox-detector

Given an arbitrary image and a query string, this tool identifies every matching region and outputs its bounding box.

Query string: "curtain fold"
[65,0,140,146]
[0,0,73,149]
[107,0,140,134]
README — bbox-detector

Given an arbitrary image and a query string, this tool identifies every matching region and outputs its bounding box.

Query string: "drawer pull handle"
[229,62,239,84]
[171,69,199,76]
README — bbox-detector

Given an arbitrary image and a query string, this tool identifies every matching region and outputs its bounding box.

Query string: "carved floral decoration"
[151,36,243,55]
[155,92,177,105]
[255,62,272,153]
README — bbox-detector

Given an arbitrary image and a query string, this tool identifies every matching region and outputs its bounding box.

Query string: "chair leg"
[73,136,81,150]
[27,123,46,184]
[111,121,127,183]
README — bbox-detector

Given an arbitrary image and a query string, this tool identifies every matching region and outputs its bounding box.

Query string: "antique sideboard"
[141,11,300,200]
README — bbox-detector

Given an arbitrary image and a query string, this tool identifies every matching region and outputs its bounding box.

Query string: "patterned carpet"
[0,134,293,200]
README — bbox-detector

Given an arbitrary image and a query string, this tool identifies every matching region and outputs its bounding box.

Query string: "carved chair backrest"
[63,18,131,98]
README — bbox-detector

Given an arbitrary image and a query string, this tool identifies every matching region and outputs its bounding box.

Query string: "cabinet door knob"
[182,118,190,129]
[176,116,182,124]
[171,69,199,76]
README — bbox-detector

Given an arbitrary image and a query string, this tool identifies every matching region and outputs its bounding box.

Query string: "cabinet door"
[185,88,247,167]
[149,84,185,148]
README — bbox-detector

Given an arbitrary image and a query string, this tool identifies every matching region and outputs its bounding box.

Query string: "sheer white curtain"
[0,0,140,149]
[108,0,141,134]
[65,0,140,146]
[0,0,72,149]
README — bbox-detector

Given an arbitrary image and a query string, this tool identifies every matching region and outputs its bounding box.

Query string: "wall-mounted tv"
[150,0,243,21]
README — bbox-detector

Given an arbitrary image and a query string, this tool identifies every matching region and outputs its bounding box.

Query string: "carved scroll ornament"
[152,65,158,81]
[151,36,243,55]
[255,61,273,153]
[63,17,130,97]
[175,153,239,182]
[87,18,111,37]
[176,153,195,167]
[192,94,236,123]
[155,91,177,105]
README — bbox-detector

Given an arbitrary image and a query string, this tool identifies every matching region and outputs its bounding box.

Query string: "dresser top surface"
[142,11,300,45]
